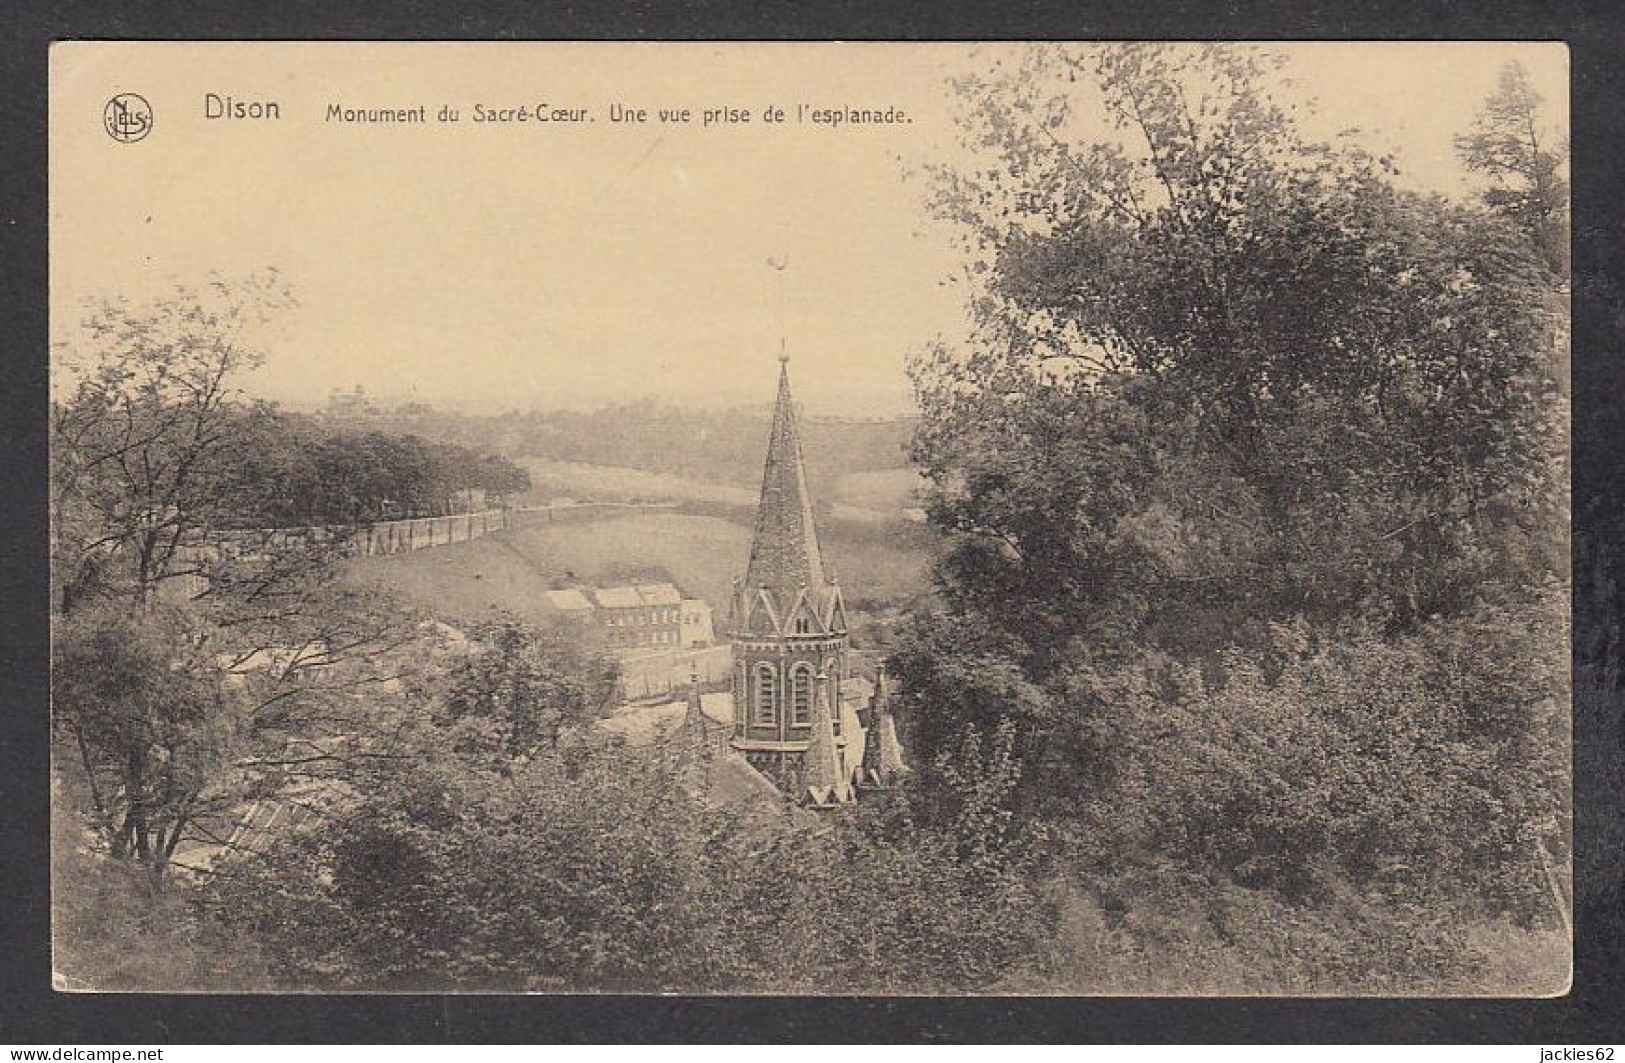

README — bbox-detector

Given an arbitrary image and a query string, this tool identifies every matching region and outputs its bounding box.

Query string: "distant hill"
[514,459,923,522]
[316,400,920,495]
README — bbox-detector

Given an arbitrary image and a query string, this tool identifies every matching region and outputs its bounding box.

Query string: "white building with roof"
[680,598,715,647]
[543,587,596,621]
[544,581,687,650]
[593,582,683,649]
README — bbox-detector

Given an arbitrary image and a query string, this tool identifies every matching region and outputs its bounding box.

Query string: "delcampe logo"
[103,93,153,142]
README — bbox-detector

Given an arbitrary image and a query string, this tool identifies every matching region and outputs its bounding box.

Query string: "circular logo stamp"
[104,93,153,143]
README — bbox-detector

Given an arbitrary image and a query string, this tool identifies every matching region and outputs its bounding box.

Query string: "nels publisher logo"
[104,93,153,143]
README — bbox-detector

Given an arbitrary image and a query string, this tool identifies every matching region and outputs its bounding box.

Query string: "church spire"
[727,324,857,795]
[743,358,828,597]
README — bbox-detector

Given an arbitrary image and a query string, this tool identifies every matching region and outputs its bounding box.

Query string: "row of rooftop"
[544,582,716,650]
[544,582,683,612]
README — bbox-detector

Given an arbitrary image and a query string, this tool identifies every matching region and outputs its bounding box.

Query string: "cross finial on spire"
[768,254,790,366]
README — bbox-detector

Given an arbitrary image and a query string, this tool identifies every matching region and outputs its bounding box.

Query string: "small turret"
[680,668,710,754]
[857,666,908,793]
[802,667,851,807]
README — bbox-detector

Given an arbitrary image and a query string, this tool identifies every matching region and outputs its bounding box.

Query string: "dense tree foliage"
[50,49,1582,995]
[333,398,916,493]
[51,786,270,991]
[51,272,296,607]
[1455,61,1569,281]
[437,619,621,761]
[50,275,528,617]
[201,710,1053,993]
[52,604,246,877]
[221,414,530,528]
[892,44,1570,979]
[51,276,433,882]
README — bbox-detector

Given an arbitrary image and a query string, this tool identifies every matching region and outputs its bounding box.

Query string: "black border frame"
[4,0,1623,1044]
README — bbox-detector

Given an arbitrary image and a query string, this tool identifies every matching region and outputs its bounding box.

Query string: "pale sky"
[50,42,1567,416]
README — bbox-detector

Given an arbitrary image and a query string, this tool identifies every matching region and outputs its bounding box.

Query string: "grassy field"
[518,458,917,523]
[347,510,935,630]
[344,528,561,629]
[518,459,756,509]
[833,468,926,512]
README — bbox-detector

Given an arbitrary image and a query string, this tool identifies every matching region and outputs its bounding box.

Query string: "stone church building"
[724,355,907,806]
[598,355,908,807]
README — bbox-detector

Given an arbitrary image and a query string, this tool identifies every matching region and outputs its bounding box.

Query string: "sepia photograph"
[47,41,1572,996]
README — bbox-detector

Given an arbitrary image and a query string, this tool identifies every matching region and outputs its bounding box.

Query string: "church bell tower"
[729,355,853,801]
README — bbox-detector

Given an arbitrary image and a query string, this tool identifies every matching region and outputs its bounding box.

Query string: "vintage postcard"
[48,41,1571,995]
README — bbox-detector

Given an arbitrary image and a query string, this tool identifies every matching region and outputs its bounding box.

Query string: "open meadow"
[345,509,935,630]
[517,458,920,524]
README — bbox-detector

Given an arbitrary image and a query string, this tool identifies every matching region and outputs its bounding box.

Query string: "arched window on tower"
[790,664,813,726]
[794,616,811,634]
[755,663,777,725]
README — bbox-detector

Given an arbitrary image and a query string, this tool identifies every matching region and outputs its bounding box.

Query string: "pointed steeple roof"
[680,669,710,755]
[802,668,850,806]
[858,668,909,791]
[744,358,828,597]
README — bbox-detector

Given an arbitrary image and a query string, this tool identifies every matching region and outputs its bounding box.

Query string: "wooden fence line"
[161,501,681,602]
[355,508,510,557]
[354,501,677,557]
